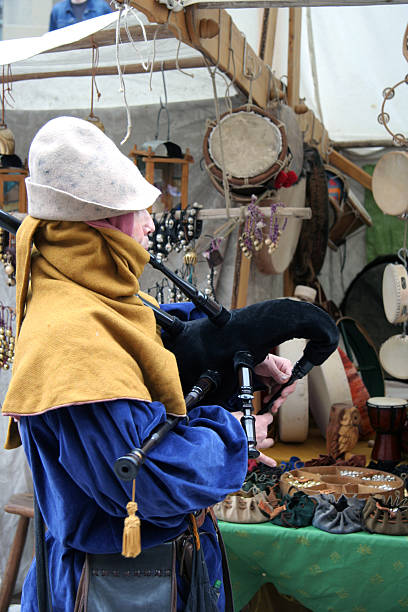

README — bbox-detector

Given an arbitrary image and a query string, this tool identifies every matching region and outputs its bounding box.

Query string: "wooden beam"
[287,7,302,108]
[172,0,408,7]
[45,24,174,54]
[328,148,373,191]
[3,56,208,83]
[258,7,279,66]
[331,139,396,149]
[127,0,192,43]
[128,0,282,109]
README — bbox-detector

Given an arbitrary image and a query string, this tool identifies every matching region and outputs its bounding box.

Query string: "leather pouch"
[74,542,177,612]
[312,493,365,534]
[213,487,280,524]
[270,489,316,528]
[363,495,408,535]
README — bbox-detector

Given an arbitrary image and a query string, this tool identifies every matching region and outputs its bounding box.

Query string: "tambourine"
[275,338,309,443]
[372,151,408,216]
[382,263,408,324]
[308,349,353,437]
[379,334,408,380]
[203,104,288,200]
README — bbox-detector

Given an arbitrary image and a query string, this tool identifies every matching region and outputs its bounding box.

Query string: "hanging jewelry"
[239,195,265,258]
[265,202,287,254]
[0,305,15,370]
[203,237,223,299]
[0,228,16,285]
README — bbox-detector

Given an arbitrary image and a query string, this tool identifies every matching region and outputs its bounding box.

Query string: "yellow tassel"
[122,481,141,558]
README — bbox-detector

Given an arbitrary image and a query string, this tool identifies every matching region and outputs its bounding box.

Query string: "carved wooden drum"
[203,105,288,199]
[366,396,408,462]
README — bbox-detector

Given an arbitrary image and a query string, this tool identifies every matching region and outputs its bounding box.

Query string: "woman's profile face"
[132,210,155,249]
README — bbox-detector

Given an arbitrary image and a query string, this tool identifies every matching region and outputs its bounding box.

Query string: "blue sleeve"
[20,399,248,552]
[49,8,57,31]
[160,301,205,321]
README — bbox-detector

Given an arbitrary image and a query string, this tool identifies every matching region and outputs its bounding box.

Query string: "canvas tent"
[0,1,407,605]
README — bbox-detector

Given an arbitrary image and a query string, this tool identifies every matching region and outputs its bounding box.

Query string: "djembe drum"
[366,396,408,463]
[203,104,289,202]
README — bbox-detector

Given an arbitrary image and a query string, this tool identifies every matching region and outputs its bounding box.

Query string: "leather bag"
[74,543,177,612]
[363,495,408,535]
[312,493,365,534]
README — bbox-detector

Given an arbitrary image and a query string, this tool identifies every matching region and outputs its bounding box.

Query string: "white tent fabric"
[0,12,120,65]
[0,6,405,142]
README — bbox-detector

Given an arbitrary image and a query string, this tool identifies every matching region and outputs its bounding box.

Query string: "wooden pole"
[286,7,302,108]
[258,7,279,67]
[328,148,373,191]
[3,57,208,83]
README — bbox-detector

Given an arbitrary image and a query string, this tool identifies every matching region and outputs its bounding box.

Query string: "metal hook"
[155,62,170,141]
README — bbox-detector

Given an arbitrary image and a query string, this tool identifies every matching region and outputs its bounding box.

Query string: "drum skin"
[253,177,306,275]
[308,348,353,438]
[382,263,408,325]
[372,151,408,216]
[276,337,309,443]
[379,334,408,380]
[203,104,288,195]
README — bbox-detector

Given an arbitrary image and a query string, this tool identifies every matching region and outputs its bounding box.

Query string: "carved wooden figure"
[326,403,360,458]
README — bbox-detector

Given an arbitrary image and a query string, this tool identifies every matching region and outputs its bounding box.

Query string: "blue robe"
[19,399,248,611]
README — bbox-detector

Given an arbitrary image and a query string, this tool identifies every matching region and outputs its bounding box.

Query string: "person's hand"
[254,353,297,412]
[231,411,277,467]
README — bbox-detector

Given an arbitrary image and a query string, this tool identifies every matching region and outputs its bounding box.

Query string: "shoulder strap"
[208,508,235,612]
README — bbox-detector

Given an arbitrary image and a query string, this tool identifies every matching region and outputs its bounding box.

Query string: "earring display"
[148,203,203,262]
[0,304,15,370]
[238,195,288,259]
[0,227,16,286]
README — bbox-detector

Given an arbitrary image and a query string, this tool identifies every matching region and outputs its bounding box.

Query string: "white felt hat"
[26,116,161,221]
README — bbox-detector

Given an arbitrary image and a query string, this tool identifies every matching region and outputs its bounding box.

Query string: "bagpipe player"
[1,117,297,612]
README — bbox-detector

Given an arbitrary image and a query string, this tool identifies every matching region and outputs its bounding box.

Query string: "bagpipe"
[0,209,339,480]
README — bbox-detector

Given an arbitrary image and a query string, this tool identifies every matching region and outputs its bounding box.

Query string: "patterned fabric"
[219,521,408,611]
[338,347,374,438]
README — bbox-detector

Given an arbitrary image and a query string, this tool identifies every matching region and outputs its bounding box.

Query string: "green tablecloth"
[219,521,408,612]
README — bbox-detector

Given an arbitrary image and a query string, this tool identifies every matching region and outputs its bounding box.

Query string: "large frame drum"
[203,105,288,200]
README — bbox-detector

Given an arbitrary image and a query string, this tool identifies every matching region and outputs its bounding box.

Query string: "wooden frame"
[0,167,28,213]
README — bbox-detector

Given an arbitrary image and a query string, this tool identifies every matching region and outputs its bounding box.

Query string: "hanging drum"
[382,263,408,324]
[372,151,408,216]
[203,105,288,201]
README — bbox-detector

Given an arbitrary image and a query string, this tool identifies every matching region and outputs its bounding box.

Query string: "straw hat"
[26,116,161,221]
